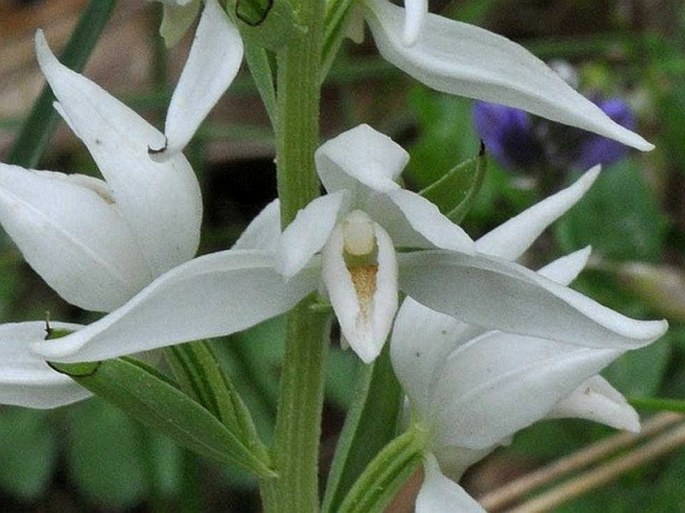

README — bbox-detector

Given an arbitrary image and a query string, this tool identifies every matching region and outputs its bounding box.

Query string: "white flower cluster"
[0,1,666,511]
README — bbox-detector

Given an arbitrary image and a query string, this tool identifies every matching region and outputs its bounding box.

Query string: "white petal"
[416,454,486,513]
[548,375,640,432]
[0,164,152,311]
[0,322,91,409]
[363,0,653,151]
[398,251,668,349]
[315,124,408,195]
[36,31,202,277]
[430,331,622,449]
[277,192,348,277]
[322,222,398,363]
[402,0,427,46]
[537,246,591,286]
[476,166,600,259]
[233,199,281,251]
[387,188,474,252]
[158,0,243,157]
[391,298,480,414]
[31,251,319,362]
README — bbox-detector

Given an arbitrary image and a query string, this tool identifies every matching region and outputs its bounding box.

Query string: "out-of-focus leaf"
[555,161,669,262]
[419,145,486,223]
[67,399,147,508]
[214,315,287,444]
[407,88,480,189]
[0,408,58,500]
[603,338,671,397]
[651,447,685,512]
[325,348,359,410]
[657,83,685,173]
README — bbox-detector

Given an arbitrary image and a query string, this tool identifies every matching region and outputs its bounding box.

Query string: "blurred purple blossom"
[473,97,636,173]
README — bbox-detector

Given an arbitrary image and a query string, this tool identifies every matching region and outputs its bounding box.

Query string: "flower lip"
[342,210,377,256]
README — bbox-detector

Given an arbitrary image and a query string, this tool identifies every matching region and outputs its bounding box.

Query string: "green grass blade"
[7,0,116,167]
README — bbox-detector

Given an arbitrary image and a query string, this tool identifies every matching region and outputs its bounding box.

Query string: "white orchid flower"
[149,0,244,160]
[358,0,651,151]
[390,172,668,512]
[10,126,665,413]
[27,126,665,372]
[275,124,475,362]
[0,30,204,408]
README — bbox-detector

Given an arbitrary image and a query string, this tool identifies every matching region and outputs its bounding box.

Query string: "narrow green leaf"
[321,0,358,80]
[629,397,685,414]
[243,43,278,127]
[165,341,269,463]
[67,400,147,509]
[419,143,487,224]
[50,357,276,478]
[322,344,403,513]
[337,429,423,513]
[7,0,116,167]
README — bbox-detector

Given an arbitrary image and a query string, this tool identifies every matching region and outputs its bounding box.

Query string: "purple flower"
[472,102,544,170]
[574,98,636,170]
[473,97,636,172]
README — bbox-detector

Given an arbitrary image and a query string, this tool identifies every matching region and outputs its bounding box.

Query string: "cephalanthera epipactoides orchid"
[1,124,665,409]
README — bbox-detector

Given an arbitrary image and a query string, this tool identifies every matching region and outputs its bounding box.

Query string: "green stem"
[260,0,327,510]
[261,301,331,512]
[274,0,324,225]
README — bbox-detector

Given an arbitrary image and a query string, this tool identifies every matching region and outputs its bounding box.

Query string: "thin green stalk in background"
[7,0,116,167]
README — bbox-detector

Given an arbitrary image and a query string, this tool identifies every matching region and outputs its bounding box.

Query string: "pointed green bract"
[165,341,270,464]
[50,357,276,478]
[236,0,303,50]
[418,146,487,224]
[322,345,403,513]
[337,428,424,513]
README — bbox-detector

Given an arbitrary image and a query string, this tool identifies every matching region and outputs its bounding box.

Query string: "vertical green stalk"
[260,0,327,511]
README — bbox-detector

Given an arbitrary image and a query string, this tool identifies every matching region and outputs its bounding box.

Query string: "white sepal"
[547,375,640,432]
[233,199,282,252]
[476,167,600,259]
[0,164,151,311]
[159,0,243,158]
[537,246,592,286]
[315,124,408,194]
[363,0,653,151]
[31,251,319,362]
[36,31,202,277]
[277,191,348,278]
[0,322,91,409]
[399,251,668,350]
[402,0,427,46]
[416,454,487,513]
[387,188,474,252]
